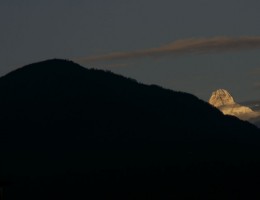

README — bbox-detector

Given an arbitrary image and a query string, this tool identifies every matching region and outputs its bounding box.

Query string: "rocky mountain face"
[209,89,260,122]
[209,89,235,107]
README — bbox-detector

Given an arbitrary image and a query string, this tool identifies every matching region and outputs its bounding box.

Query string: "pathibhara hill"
[0,59,260,199]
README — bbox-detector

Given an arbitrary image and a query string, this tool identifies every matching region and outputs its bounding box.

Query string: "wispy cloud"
[249,67,260,76]
[87,63,129,69]
[77,36,260,62]
[253,82,260,89]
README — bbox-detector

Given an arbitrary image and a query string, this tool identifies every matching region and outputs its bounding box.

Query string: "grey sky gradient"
[1,0,260,101]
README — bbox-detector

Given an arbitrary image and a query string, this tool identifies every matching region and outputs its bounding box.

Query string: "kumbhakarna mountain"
[209,89,260,125]
[0,59,260,199]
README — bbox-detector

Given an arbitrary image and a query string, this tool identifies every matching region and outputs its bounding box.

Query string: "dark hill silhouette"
[1,59,260,199]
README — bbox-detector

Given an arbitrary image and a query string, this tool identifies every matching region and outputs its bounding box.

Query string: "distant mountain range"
[243,100,260,112]
[1,59,260,199]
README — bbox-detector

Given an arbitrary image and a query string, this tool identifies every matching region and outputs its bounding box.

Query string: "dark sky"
[1,0,260,102]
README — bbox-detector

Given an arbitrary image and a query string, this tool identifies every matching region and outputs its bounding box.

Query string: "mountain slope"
[1,59,260,199]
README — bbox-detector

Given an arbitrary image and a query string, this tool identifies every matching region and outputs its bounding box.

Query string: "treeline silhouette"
[0,59,260,199]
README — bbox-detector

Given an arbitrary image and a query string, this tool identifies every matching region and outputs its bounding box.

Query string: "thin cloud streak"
[253,82,260,89]
[78,36,260,62]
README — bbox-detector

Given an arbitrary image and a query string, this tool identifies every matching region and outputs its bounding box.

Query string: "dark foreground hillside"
[0,59,260,199]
